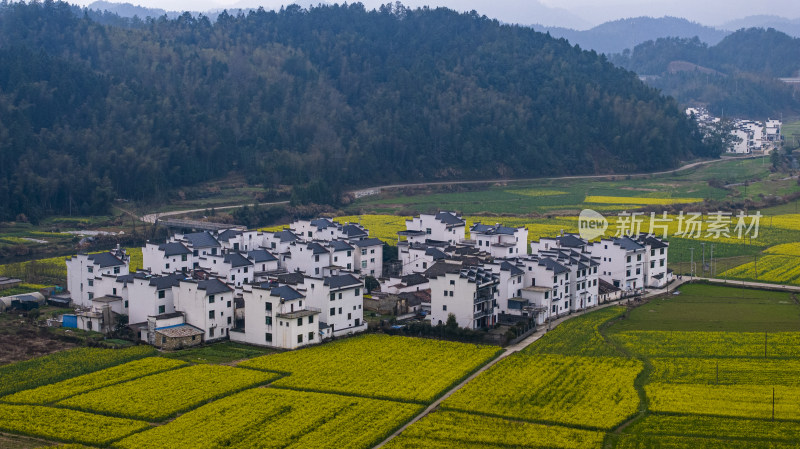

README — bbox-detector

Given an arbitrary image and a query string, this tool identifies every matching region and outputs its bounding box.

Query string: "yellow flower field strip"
[616,433,800,449]
[718,255,800,286]
[585,196,704,205]
[505,188,569,197]
[58,364,278,422]
[383,410,605,449]
[767,214,800,231]
[0,346,156,397]
[442,354,642,430]
[0,403,149,446]
[239,334,502,403]
[115,388,422,449]
[2,357,187,405]
[613,331,800,358]
[650,357,800,386]
[626,414,800,443]
[764,242,800,256]
[523,306,625,357]
[647,383,800,420]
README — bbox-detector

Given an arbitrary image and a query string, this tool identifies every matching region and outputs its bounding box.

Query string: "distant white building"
[302,273,366,337]
[636,234,670,288]
[428,262,498,329]
[230,284,324,349]
[353,238,384,277]
[173,278,234,342]
[142,241,193,275]
[470,223,528,257]
[589,236,646,293]
[66,248,130,308]
[400,212,466,245]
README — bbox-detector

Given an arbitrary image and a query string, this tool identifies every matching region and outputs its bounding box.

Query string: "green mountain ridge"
[0,1,715,221]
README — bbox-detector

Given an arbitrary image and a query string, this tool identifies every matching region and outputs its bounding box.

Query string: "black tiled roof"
[401,273,428,286]
[87,252,125,268]
[158,242,192,257]
[425,247,447,260]
[424,261,463,279]
[353,238,383,247]
[324,274,362,290]
[328,240,354,252]
[150,273,185,290]
[275,272,305,285]
[183,232,220,248]
[198,278,232,295]
[341,224,368,237]
[217,229,243,242]
[500,261,525,276]
[538,257,569,275]
[248,249,278,263]
[224,252,253,268]
[273,230,299,242]
[435,211,465,226]
[557,234,587,248]
[307,242,329,255]
[270,285,305,301]
[614,236,645,251]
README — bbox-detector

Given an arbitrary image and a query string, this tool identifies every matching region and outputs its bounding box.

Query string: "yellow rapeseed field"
[58,364,277,421]
[0,403,149,446]
[2,357,187,405]
[115,388,422,449]
[443,354,642,430]
[384,410,605,449]
[238,334,501,403]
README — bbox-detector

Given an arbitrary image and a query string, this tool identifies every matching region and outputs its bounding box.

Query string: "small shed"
[153,324,204,350]
[0,277,22,291]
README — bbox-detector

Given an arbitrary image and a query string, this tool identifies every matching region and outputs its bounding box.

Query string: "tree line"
[0,1,716,222]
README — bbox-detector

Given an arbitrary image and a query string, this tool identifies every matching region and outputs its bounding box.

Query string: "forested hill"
[610,28,800,118]
[0,1,715,221]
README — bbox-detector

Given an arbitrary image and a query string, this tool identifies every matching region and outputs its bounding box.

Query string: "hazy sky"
[71,0,800,29]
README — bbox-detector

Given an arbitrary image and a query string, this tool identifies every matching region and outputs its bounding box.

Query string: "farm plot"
[612,331,800,358]
[1,357,187,404]
[522,306,625,357]
[0,346,156,397]
[384,410,605,449]
[58,364,277,421]
[646,383,800,420]
[585,196,703,205]
[0,403,149,446]
[115,388,422,449]
[616,434,800,449]
[442,354,642,430]
[238,334,501,403]
[718,255,800,286]
[649,357,800,386]
[625,414,800,443]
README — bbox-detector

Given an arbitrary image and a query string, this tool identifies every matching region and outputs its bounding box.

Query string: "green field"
[351,157,785,216]
[611,283,800,332]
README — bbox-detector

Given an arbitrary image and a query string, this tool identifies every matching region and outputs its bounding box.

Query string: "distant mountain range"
[536,17,729,55]
[723,15,800,37]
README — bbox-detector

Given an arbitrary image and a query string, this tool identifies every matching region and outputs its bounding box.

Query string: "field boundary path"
[694,277,800,293]
[137,155,758,223]
[372,282,682,448]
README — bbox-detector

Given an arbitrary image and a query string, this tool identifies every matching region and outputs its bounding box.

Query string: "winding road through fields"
[135,154,761,224]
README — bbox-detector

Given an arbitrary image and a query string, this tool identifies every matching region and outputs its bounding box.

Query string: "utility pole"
[701,242,706,275]
[710,244,714,277]
[755,254,759,280]
[689,247,695,279]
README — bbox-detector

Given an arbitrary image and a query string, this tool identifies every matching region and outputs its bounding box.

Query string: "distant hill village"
[686,107,782,154]
[59,213,671,350]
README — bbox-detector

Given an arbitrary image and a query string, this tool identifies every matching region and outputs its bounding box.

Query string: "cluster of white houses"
[64,212,670,349]
[686,107,782,154]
